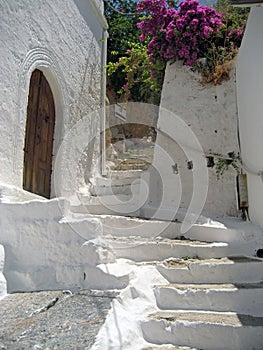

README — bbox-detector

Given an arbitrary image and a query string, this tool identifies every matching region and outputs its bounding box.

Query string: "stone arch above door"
[23,69,55,198]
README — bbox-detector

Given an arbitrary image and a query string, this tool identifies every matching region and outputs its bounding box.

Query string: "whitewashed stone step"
[157,256,263,284]
[141,310,263,350]
[105,236,230,262]
[109,170,144,179]
[79,193,133,205]
[68,213,263,258]
[141,345,198,350]
[92,175,142,187]
[71,194,140,216]
[89,179,141,196]
[154,282,263,316]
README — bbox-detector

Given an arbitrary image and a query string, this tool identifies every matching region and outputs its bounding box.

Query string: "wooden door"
[23,69,55,198]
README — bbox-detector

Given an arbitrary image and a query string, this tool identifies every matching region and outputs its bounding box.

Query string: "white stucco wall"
[142,61,239,221]
[0,245,7,298]
[0,197,128,292]
[236,6,263,229]
[0,0,106,197]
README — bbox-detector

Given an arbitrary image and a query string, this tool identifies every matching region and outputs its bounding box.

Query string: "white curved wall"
[236,6,263,228]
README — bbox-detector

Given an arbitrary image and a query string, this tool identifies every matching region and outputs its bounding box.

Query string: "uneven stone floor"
[0,290,117,350]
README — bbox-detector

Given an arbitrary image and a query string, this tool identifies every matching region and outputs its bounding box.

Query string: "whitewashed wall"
[0,0,106,197]
[0,245,6,298]
[0,198,129,292]
[236,6,263,229]
[142,61,239,221]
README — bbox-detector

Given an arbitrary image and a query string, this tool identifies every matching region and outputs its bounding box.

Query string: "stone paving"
[0,290,117,350]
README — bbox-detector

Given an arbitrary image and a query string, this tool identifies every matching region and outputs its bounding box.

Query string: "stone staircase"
[136,230,263,349]
[3,183,263,349]
[71,170,144,216]
[87,213,263,350]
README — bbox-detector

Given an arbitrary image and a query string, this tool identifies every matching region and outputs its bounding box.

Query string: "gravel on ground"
[0,290,117,350]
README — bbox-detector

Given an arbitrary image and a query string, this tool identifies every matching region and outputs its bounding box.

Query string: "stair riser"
[94,176,141,187]
[141,319,263,350]
[90,183,140,196]
[110,243,232,262]
[157,263,263,284]
[85,217,261,253]
[83,204,140,217]
[109,243,233,262]
[155,287,263,316]
[101,218,178,238]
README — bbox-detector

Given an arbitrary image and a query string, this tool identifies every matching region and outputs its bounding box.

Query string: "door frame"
[22,66,64,198]
[23,69,56,198]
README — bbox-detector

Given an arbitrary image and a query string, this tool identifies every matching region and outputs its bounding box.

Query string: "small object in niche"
[256,249,263,258]
[206,156,215,168]
[172,163,178,174]
[187,160,193,170]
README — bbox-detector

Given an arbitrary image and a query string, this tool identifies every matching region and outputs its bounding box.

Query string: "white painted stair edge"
[105,235,247,262]
[157,256,263,284]
[90,259,169,350]
[69,211,263,257]
[154,283,263,316]
[141,311,263,350]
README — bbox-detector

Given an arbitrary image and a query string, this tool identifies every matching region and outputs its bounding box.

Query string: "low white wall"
[142,61,239,221]
[0,197,121,292]
[236,6,263,230]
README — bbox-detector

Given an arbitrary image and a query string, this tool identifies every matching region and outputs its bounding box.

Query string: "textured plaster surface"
[145,61,239,218]
[0,196,127,293]
[0,0,104,195]
[237,6,263,229]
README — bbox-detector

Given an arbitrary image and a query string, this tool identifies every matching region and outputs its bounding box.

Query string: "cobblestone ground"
[0,290,117,350]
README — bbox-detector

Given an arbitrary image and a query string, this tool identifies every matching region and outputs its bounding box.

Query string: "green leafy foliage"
[212,151,240,179]
[107,41,162,102]
[105,0,142,98]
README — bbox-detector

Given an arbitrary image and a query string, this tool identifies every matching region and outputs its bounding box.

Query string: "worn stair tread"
[79,193,133,203]
[156,282,263,290]
[109,170,144,179]
[148,310,263,327]
[162,256,262,268]
[105,235,228,247]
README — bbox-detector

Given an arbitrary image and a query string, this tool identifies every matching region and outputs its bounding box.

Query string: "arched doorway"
[23,69,55,199]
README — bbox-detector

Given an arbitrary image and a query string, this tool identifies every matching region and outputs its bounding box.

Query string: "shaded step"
[157,256,263,284]
[113,158,150,171]
[89,178,141,196]
[109,169,144,179]
[141,310,263,350]
[71,193,140,216]
[141,345,198,350]
[69,210,263,256]
[183,216,263,244]
[105,236,230,262]
[154,282,263,316]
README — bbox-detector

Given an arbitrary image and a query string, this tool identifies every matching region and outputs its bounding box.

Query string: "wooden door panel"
[23,70,41,192]
[23,69,55,198]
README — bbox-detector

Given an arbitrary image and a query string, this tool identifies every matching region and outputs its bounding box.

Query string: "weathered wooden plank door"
[23,69,55,198]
